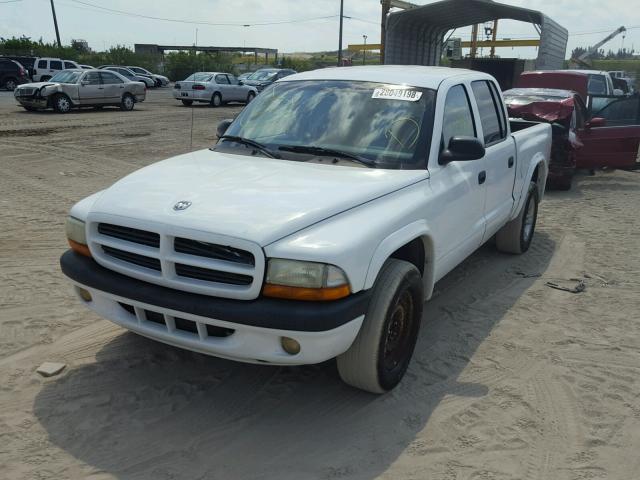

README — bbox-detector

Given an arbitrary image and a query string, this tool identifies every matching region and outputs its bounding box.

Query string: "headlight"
[65,216,91,257]
[263,259,350,301]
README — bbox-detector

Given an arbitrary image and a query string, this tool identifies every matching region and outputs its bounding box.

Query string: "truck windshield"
[50,71,82,84]
[221,80,436,169]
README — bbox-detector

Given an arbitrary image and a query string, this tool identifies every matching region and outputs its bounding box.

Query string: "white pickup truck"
[61,66,551,393]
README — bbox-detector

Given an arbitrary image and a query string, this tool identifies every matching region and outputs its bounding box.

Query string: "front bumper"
[15,96,48,109]
[60,251,369,365]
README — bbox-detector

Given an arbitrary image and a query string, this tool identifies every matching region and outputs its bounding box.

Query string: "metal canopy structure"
[384,0,568,70]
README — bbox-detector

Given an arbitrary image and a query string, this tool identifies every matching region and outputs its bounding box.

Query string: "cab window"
[50,60,62,70]
[471,80,505,145]
[442,84,476,148]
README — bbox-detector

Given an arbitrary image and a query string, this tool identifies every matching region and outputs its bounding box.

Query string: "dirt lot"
[1,88,639,480]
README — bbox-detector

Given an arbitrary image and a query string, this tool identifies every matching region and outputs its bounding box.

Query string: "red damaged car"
[504,88,640,190]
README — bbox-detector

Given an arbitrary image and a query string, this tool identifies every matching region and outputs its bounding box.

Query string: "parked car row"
[172,68,296,107]
[0,55,169,90]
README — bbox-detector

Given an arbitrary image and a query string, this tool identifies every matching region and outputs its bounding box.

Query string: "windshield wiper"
[218,135,280,159]
[278,145,374,168]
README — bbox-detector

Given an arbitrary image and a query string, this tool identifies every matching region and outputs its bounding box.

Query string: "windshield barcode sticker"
[372,88,423,101]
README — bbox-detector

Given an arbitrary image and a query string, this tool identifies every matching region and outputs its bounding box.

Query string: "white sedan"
[173,72,258,107]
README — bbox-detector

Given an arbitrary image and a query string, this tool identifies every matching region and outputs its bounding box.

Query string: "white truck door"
[470,80,516,239]
[430,83,487,278]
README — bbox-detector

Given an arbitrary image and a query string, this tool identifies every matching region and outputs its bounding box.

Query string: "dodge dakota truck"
[61,66,551,393]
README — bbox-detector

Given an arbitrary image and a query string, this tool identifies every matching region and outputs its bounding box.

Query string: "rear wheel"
[120,93,135,111]
[496,181,539,254]
[52,93,72,113]
[337,259,423,394]
[246,91,256,104]
[210,92,222,107]
[4,77,17,91]
[181,99,193,106]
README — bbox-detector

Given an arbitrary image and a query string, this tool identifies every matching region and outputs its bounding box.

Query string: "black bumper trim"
[60,250,370,332]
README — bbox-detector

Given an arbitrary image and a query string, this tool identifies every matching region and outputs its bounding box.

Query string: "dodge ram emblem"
[173,200,192,211]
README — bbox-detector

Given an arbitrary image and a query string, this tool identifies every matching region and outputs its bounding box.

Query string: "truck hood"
[90,149,428,246]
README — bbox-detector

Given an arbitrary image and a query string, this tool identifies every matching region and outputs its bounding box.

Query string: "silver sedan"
[13,69,146,113]
[173,72,258,107]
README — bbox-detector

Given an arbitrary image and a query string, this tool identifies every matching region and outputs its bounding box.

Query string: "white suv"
[32,58,80,82]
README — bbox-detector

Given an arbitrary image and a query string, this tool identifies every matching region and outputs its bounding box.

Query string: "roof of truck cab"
[280,66,489,90]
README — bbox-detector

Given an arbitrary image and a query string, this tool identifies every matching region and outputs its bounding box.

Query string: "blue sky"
[1,0,638,58]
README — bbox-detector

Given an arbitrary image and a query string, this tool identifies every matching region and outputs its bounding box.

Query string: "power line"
[68,0,339,27]
[0,0,23,4]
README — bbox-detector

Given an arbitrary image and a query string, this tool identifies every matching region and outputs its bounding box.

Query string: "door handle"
[508,157,515,168]
[478,171,487,185]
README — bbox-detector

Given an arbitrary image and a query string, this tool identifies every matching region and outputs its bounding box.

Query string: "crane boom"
[577,26,626,62]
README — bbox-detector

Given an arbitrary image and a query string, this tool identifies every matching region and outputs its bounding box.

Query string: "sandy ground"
[0,88,639,480]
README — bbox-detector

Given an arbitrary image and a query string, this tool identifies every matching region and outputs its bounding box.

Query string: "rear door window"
[471,80,505,145]
[50,60,62,70]
[100,72,124,84]
[38,60,47,69]
[442,84,476,148]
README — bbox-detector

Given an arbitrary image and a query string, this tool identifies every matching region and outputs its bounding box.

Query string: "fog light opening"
[76,287,92,302]
[281,337,301,355]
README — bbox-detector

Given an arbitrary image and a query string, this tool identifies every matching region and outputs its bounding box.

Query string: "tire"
[52,93,72,113]
[246,91,256,104]
[496,181,539,254]
[4,77,17,91]
[120,93,135,111]
[337,259,423,394]
[210,92,222,107]
[181,99,193,106]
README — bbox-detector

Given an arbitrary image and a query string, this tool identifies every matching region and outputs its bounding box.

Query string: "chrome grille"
[88,216,265,300]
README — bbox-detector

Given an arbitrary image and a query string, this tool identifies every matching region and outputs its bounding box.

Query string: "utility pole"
[49,0,62,47]
[337,0,344,66]
[363,35,367,65]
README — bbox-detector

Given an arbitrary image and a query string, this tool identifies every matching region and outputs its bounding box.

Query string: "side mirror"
[80,80,89,86]
[586,117,606,129]
[216,119,234,139]
[439,136,485,165]
[614,89,624,97]
[238,80,244,85]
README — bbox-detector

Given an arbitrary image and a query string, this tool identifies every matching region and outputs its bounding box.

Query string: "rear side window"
[100,72,123,84]
[38,60,47,69]
[50,60,62,70]
[588,75,607,95]
[472,80,505,145]
[442,84,476,148]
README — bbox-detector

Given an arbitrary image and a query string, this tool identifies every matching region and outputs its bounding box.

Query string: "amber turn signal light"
[68,239,92,258]
[262,283,350,301]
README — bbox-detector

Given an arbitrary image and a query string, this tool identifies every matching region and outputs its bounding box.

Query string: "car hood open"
[90,149,428,246]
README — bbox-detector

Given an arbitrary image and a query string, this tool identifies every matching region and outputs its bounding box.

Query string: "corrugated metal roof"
[385,0,568,70]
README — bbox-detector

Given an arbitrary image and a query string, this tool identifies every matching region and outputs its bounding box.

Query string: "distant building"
[72,39,91,53]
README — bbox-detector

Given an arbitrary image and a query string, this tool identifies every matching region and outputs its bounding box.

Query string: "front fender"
[364,221,436,300]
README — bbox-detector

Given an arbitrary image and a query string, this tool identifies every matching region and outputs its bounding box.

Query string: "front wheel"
[246,91,256,104]
[496,181,539,254]
[120,93,135,111]
[337,259,423,394]
[52,94,72,113]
